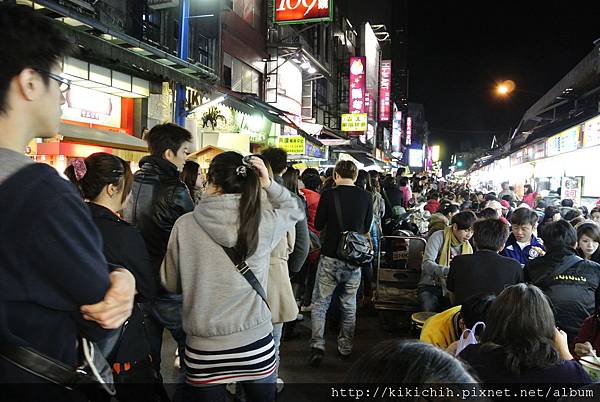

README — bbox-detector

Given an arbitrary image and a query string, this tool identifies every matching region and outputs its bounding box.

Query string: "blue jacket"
[501,233,545,265]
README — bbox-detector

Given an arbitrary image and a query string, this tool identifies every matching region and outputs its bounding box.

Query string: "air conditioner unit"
[148,0,180,10]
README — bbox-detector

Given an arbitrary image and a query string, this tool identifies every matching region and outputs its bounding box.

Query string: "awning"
[58,123,148,152]
[220,91,325,147]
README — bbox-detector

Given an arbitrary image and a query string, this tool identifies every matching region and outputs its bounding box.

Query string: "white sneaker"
[276,378,284,393]
[301,304,313,313]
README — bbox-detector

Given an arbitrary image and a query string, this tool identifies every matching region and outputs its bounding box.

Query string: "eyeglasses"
[36,70,71,94]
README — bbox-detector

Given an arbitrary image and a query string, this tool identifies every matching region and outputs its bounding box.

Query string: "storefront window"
[223,53,261,96]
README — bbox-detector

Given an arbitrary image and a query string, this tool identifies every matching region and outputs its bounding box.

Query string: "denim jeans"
[418,285,449,313]
[272,323,283,377]
[182,371,276,402]
[310,255,361,355]
[142,296,186,373]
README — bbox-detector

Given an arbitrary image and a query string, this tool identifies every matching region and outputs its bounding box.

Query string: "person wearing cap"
[484,200,510,226]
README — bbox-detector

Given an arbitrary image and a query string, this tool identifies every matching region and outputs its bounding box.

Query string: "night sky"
[345,0,600,160]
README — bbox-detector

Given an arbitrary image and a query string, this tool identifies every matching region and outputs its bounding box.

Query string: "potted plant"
[201,106,226,130]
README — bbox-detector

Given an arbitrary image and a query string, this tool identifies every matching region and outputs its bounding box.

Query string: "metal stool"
[410,311,436,336]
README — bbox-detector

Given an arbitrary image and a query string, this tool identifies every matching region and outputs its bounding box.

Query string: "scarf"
[439,226,473,266]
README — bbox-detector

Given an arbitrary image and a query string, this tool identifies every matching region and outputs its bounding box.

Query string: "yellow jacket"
[420,305,462,349]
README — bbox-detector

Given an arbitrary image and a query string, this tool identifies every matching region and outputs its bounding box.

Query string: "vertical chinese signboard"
[392,111,401,152]
[274,0,333,24]
[406,116,412,145]
[349,56,366,114]
[379,60,391,122]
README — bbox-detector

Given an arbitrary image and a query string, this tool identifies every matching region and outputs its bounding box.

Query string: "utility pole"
[174,0,190,127]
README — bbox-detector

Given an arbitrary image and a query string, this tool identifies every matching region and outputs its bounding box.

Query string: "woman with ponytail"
[66,153,160,401]
[160,152,304,402]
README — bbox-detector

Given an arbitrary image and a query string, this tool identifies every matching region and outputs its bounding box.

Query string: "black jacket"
[382,187,404,219]
[123,156,194,293]
[447,250,523,305]
[0,164,114,396]
[525,248,600,340]
[88,203,156,302]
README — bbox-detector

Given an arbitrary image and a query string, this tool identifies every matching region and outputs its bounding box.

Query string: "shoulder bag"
[0,338,115,396]
[333,191,374,265]
[221,246,270,309]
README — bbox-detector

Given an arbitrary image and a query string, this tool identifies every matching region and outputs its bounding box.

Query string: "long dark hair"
[207,152,261,259]
[181,160,200,202]
[282,166,300,196]
[480,283,561,375]
[65,152,132,205]
[345,340,476,386]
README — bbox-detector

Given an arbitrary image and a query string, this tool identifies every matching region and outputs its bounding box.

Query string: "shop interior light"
[247,114,264,132]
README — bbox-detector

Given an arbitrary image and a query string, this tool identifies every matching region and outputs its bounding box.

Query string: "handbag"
[221,246,270,309]
[0,337,115,396]
[333,191,374,265]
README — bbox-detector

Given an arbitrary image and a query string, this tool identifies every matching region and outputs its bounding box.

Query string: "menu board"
[546,126,580,156]
[583,115,600,148]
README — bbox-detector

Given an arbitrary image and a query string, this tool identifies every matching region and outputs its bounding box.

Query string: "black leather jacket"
[123,155,194,291]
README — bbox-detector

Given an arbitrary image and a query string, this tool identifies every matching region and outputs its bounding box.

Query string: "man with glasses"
[0,5,135,401]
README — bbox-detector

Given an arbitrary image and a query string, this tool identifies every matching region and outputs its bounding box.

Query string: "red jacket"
[573,315,600,354]
[300,188,320,235]
[424,199,440,214]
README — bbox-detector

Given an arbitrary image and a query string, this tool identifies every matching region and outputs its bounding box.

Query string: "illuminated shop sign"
[408,148,423,168]
[583,115,600,148]
[62,86,121,128]
[378,60,391,122]
[406,116,412,145]
[546,126,580,157]
[349,56,366,114]
[279,135,305,154]
[341,113,368,132]
[274,0,333,24]
[392,111,401,152]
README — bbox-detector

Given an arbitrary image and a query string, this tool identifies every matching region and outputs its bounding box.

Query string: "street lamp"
[495,80,516,97]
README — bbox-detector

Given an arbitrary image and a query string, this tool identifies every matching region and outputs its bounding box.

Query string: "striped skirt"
[185,334,277,385]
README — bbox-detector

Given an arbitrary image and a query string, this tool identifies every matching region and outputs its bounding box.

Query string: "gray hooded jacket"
[160,180,304,351]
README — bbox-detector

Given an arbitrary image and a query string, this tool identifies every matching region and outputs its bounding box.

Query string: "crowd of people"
[2,5,600,402]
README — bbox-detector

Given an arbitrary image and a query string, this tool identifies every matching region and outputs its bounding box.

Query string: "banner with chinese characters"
[406,116,412,145]
[392,110,402,152]
[349,56,366,114]
[278,135,305,154]
[561,176,582,206]
[341,114,368,132]
[379,60,391,122]
[546,126,580,157]
[274,0,332,24]
[62,86,121,128]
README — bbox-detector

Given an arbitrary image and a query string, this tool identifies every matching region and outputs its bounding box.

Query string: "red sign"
[349,56,366,114]
[379,60,391,122]
[274,0,332,24]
